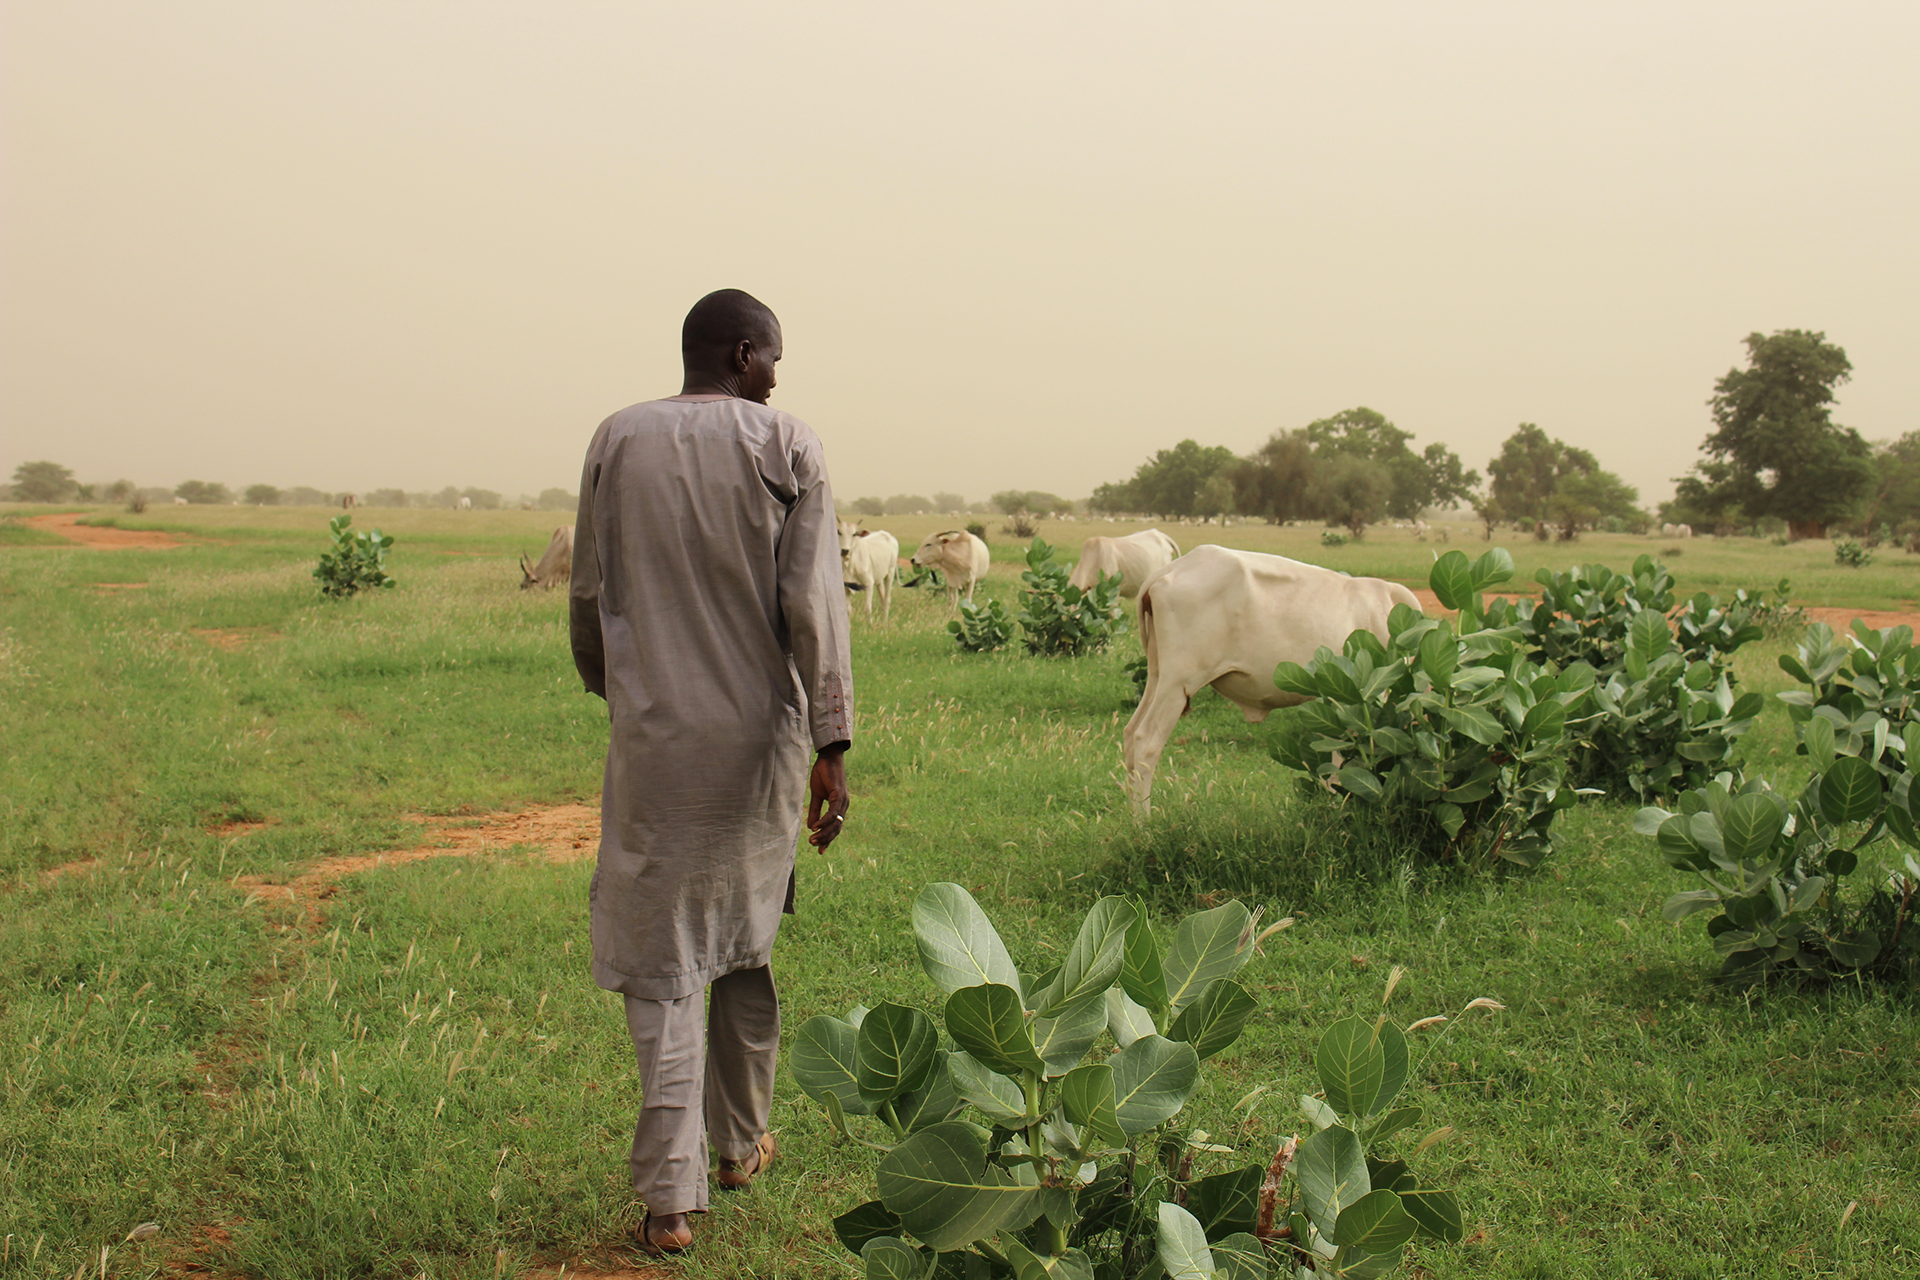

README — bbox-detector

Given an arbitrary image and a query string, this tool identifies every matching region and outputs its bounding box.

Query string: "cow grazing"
[1068,529,1180,601]
[458,496,473,510]
[342,494,357,509]
[1123,545,1421,814]
[910,529,992,610]
[836,519,900,620]
[519,525,575,590]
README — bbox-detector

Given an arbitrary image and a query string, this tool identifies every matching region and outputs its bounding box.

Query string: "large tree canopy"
[1484,423,1642,535]
[1088,440,1237,518]
[1674,330,1870,534]
[11,460,76,502]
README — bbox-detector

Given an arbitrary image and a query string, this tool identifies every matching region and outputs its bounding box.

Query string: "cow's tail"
[1138,586,1158,671]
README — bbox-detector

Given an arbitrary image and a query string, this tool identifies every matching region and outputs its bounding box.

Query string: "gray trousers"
[622,964,780,1215]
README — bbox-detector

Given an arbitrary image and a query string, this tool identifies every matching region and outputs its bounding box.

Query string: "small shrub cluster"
[1833,538,1872,568]
[1318,528,1348,548]
[313,515,396,598]
[949,596,1014,652]
[1272,549,1594,867]
[794,884,1475,1279]
[1013,538,1123,657]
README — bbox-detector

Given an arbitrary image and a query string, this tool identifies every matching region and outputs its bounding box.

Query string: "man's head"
[681,289,782,403]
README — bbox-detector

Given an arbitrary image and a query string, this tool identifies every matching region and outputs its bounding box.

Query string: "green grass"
[2,512,1916,1278]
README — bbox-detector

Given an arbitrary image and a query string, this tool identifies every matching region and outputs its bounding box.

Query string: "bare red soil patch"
[92,581,150,590]
[192,627,280,652]
[23,511,183,549]
[525,1263,676,1280]
[205,817,272,837]
[235,803,600,931]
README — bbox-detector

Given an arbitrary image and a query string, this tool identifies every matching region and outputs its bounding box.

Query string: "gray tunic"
[570,395,853,1001]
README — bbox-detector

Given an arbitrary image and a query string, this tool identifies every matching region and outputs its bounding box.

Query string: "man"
[569,289,853,1257]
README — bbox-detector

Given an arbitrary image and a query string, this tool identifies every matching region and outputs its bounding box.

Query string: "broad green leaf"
[1399,1188,1466,1242]
[1119,899,1167,1012]
[1274,661,1319,697]
[875,1121,1041,1253]
[912,883,1021,996]
[1633,805,1674,836]
[1105,988,1158,1048]
[1156,1201,1214,1280]
[1001,1238,1094,1280]
[1819,756,1882,825]
[1167,978,1258,1059]
[1718,793,1785,864]
[792,1013,873,1115]
[893,1051,963,1131]
[1362,1105,1425,1145]
[1628,609,1672,662]
[1469,547,1515,590]
[1656,814,1714,872]
[1521,699,1566,742]
[944,1052,1031,1124]
[1111,1035,1200,1134]
[1058,1063,1127,1147]
[1418,628,1457,690]
[834,1201,905,1256]
[1300,1093,1339,1130]
[1033,988,1109,1077]
[1316,1015,1406,1118]
[1802,716,1836,769]
[1162,899,1254,1016]
[1034,897,1135,1017]
[1296,1124,1370,1227]
[1186,1166,1261,1235]
[945,984,1044,1077]
[1661,890,1721,922]
[862,1236,932,1280]
[1210,1231,1269,1280]
[857,1002,940,1104]
[1429,551,1475,610]
[1331,1188,1418,1251]
[1437,704,1504,746]
[1335,766,1384,802]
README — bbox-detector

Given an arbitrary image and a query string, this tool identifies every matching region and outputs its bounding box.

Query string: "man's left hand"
[807,746,850,849]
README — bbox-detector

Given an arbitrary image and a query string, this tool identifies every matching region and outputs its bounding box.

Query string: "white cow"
[458,496,473,510]
[1661,522,1694,539]
[1068,529,1180,601]
[837,519,900,620]
[519,525,574,590]
[910,529,992,610]
[1124,545,1422,814]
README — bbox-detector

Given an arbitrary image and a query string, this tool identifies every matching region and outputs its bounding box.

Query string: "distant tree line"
[844,492,973,517]
[5,463,576,512]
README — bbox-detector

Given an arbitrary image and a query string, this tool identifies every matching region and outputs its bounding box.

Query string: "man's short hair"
[682,289,779,365]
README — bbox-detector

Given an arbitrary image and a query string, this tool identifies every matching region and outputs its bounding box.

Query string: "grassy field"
[2,505,1916,1279]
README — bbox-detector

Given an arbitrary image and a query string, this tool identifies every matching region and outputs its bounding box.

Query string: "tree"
[460,487,503,510]
[1486,424,1562,522]
[1681,330,1870,536]
[1866,432,1920,534]
[288,487,331,506]
[1312,453,1394,537]
[1229,430,1316,523]
[1088,440,1236,519]
[850,496,885,517]
[1301,408,1475,518]
[11,460,76,502]
[104,479,135,501]
[883,494,933,515]
[366,488,408,507]
[536,488,576,510]
[245,484,282,506]
[932,491,967,512]
[1194,472,1235,521]
[175,480,232,504]
[992,489,1070,515]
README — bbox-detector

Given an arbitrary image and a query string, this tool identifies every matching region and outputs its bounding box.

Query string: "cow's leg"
[1123,671,1190,817]
[877,572,892,622]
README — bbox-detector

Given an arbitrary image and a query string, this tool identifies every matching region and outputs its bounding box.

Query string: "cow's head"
[518,553,538,591]
[837,517,871,566]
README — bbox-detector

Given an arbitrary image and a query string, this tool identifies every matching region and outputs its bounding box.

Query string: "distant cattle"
[1661,522,1693,538]
[837,519,900,621]
[172,496,188,505]
[910,529,992,610]
[342,494,357,509]
[458,496,473,511]
[1068,529,1180,601]
[519,525,574,590]
[1124,545,1421,814]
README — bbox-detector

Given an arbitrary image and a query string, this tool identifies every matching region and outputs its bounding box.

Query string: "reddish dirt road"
[22,510,182,549]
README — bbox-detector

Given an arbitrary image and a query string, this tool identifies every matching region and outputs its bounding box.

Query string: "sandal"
[633,1212,693,1258]
[717,1131,778,1191]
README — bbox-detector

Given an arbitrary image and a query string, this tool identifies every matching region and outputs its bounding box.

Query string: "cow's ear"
[855,529,870,538]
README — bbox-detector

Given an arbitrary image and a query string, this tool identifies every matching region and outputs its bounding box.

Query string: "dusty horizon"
[4,3,1915,510]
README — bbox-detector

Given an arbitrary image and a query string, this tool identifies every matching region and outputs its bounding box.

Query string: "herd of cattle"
[515,518,1420,816]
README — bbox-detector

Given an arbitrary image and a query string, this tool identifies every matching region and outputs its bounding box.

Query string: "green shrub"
[1779,620,1920,735]
[1016,538,1122,656]
[949,596,1014,652]
[904,565,948,592]
[312,515,396,598]
[1271,549,1594,867]
[1738,578,1807,637]
[1319,528,1348,548]
[793,884,1475,1279]
[1833,538,1872,568]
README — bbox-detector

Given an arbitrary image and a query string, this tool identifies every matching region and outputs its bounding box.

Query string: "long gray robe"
[570,395,853,1001]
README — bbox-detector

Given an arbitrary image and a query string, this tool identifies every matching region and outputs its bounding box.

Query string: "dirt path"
[22,510,183,549]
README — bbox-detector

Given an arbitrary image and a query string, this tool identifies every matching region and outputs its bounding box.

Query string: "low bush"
[312,514,396,598]
[1319,529,1348,548]
[1833,538,1872,568]
[793,884,1478,1279]
[1016,538,1122,656]
[950,596,1014,652]
[1271,549,1593,868]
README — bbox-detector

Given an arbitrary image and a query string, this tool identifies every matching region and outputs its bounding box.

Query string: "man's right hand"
[806,745,850,849]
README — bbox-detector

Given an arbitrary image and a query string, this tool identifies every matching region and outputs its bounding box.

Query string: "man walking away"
[569,288,853,1257]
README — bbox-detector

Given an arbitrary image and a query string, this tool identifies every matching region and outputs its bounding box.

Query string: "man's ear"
[732,338,754,372]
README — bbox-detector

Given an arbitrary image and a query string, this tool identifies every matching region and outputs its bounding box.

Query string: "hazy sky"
[4,2,1915,507]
